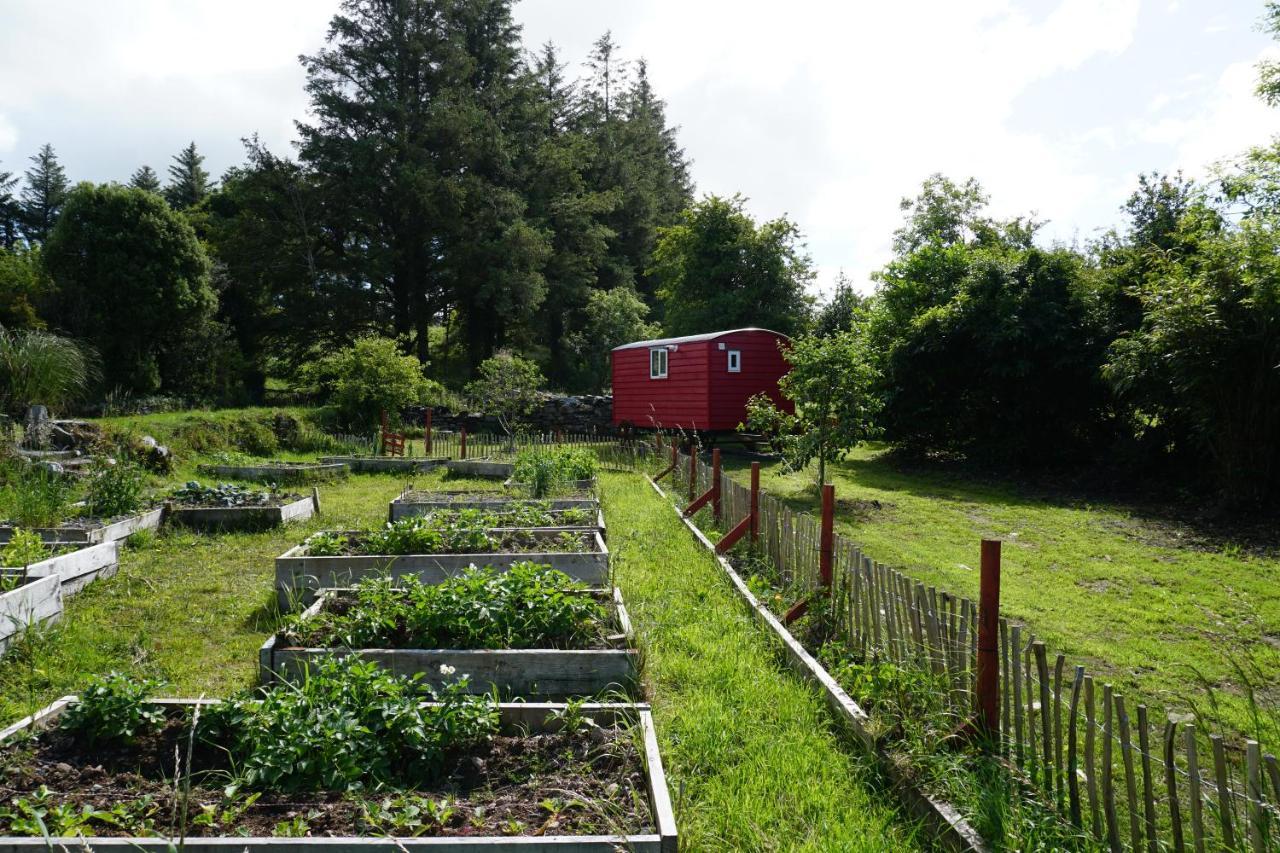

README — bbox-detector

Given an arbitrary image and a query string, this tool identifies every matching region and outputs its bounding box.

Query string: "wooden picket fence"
[668,446,1279,853]
[327,428,654,473]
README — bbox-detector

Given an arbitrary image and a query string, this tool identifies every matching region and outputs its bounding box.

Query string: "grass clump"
[280,564,606,650]
[0,463,74,528]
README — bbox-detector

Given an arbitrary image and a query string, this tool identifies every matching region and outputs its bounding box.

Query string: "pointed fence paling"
[670,447,1279,853]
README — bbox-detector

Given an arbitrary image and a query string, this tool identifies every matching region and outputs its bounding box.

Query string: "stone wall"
[404,393,613,434]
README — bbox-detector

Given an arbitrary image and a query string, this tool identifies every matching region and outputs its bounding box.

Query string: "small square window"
[727,350,741,372]
[650,347,668,379]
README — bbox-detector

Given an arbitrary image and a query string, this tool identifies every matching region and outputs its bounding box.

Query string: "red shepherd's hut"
[610,328,794,433]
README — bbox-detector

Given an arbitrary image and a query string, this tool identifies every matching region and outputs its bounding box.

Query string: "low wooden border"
[25,540,119,597]
[0,574,62,654]
[319,456,448,473]
[165,494,317,532]
[275,530,611,610]
[261,587,636,697]
[503,477,598,497]
[386,498,605,536]
[648,475,988,853]
[389,490,599,520]
[0,506,163,545]
[445,458,514,479]
[0,698,677,853]
[196,462,349,485]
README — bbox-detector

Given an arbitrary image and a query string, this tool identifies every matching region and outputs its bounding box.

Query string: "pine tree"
[129,165,163,194]
[0,165,19,248]
[20,144,69,244]
[163,142,213,209]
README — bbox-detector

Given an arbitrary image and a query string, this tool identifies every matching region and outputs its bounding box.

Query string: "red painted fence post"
[977,539,1002,743]
[424,408,432,455]
[460,427,467,460]
[749,462,760,543]
[819,483,835,590]
[711,448,722,523]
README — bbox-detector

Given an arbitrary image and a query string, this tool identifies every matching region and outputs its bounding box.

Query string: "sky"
[1,0,1277,296]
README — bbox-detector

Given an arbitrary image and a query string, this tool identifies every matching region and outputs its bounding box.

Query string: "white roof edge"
[611,327,789,351]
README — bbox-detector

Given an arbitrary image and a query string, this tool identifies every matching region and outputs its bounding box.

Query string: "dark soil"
[0,715,652,839]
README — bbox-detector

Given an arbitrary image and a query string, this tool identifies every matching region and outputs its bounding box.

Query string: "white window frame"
[650,347,668,379]
[727,349,741,373]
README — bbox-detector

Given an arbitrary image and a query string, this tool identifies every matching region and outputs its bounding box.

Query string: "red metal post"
[711,448,722,523]
[460,427,467,460]
[976,539,1002,741]
[749,462,760,543]
[424,408,433,455]
[688,447,697,501]
[819,484,835,590]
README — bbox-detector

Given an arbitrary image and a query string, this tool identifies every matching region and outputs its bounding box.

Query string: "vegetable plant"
[59,671,166,747]
[1,528,50,568]
[512,447,598,497]
[280,563,606,650]
[85,458,147,518]
[169,481,289,508]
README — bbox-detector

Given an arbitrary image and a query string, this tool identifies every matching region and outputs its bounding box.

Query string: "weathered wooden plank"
[1246,740,1264,853]
[25,540,118,597]
[1211,733,1235,848]
[1164,719,1185,853]
[319,456,447,473]
[0,574,62,653]
[1086,676,1101,840]
[1136,705,1157,853]
[166,495,317,532]
[1102,684,1120,852]
[198,462,349,484]
[1116,694,1141,853]
[1067,665,1084,828]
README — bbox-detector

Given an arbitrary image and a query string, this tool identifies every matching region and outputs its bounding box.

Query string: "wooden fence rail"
[671,448,1279,853]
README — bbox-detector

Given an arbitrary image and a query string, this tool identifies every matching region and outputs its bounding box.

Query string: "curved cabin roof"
[611,327,790,352]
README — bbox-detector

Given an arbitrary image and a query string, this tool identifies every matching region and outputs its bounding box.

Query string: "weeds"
[0,464,74,528]
[513,447,598,498]
[85,458,147,518]
[1,529,50,568]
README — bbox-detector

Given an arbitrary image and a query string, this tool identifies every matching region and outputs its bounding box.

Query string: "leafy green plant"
[196,655,497,792]
[0,463,74,528]
[280,563,605,651]
[361,515,495,555]
[306,336,432,432]
[357,794,457,836]
[512,447,598,498]
[168,481,287,508]
[1,528,50,568]
[58,671,166,747]
[85,458,147,518]
[304,531,349,557]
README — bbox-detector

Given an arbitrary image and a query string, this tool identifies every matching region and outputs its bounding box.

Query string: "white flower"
[439,664,457,677]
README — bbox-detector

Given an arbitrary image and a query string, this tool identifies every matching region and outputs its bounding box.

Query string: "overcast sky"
[1,0,1277,295]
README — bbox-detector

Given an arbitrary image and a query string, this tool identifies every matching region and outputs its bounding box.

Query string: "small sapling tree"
[466,351,545,441]
[744,329,880,487]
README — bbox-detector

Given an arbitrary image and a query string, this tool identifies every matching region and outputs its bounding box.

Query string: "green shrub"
[308,337,430,431]
[1,528,51,568]
[59,672,166,747]
[281,564,604,651]
[230,417,279,457]
[85,458,146,518]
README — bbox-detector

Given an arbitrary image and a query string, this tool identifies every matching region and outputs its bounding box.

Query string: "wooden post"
[460,427,467,460]
[424,408,432,455]
[749,461,760,543]
[974,539,1001,742]
[379,408,388,455]
[688,446,697,501]
[711,448,722,523]
[819,483,834,589]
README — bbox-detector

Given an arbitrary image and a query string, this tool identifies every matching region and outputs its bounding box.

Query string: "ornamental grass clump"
[281,563,606,651]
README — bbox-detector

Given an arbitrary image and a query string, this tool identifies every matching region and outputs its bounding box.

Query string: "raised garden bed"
[444,458,513,479]
[318,455,448,473]
[23,539,120,596]
[163,483,318,532]
[196,461,348,485]
[386,500,603,534]
[0,573,61,654]
[0,682,676,851]
[275,529,610,609]
[0,506,163,545]
[261,577,636,698]
[504,476,598,496]
[390,489,598,519]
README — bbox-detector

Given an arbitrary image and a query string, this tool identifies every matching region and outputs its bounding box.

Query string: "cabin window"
[727,350,741,373]
[650,347,668,379]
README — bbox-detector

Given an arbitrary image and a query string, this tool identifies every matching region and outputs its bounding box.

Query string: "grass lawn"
[0,419,923,850]
[722,445,1280,749]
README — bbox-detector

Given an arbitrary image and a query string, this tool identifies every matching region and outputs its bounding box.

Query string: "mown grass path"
[601,472,919,852]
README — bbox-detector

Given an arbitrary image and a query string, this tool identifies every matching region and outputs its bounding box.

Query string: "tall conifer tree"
[129,165,163,194]
[164,142,213,209]
[20,144,69,244]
